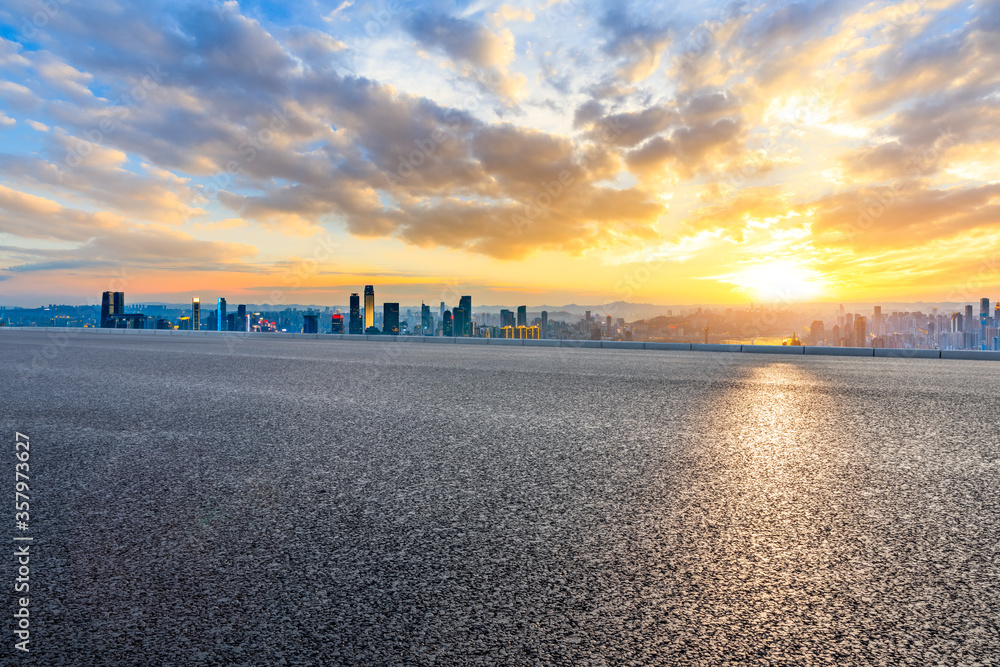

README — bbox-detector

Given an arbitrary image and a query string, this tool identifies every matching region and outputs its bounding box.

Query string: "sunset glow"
[0,0,998,306]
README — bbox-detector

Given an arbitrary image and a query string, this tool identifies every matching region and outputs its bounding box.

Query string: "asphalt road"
[2,330,998,665]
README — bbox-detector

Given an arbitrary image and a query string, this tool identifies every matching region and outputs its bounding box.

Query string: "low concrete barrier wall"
[874,349,940,359]
[3,327,996,361]
[693,343,741,353]
[742,345,804,355]
[941,350,1000,361]
[804,346,873,356]
[646,342,692,351]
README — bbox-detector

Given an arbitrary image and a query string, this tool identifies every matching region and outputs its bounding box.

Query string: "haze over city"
[2,0,998,307]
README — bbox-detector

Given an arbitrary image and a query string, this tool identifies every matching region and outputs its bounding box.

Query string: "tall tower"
[192,298,201,330]
[453,307,466,337]
[421,303,432,335]
[101,291,112,328]
[383,303,400,335]
[517,305,527,328]
[349,293,361,334]
[443,310,453,337]
[237,304,247,332]
[459,296,472,336]
[364,285,375,331]
[113,292,124,319]
[217,297,227,331]
[348,293,361,334]
[541,310,548,339]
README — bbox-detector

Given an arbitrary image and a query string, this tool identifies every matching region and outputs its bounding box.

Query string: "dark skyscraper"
[349,293,361,334]
[237,304,247,332]
[217,297,227,331]
[303,313,318,334]
[384,303,400,335]
[331,313,344,334]
[443,310,453,337]
[517,305,526,328]
[981,297,990,327]
[453,307,466,337]
[965,304,974,332]
[113,291,124,318]
[541,310,548,339]
[364,285,375,331]
[459,296,472,335]
[421,303,432,335]
[99,291,119,328]
[606,314,612,337]
[192,298,201,330]
[500,309,514,328]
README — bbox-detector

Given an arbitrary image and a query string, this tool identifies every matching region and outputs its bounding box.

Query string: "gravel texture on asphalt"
[2,330,999,666]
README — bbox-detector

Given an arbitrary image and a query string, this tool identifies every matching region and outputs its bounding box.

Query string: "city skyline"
[7,286,1000,350]
[1,1,998,307]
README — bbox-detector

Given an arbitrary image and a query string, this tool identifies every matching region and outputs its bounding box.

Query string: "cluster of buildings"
[809,300,1000,351]
[4,290,999,351]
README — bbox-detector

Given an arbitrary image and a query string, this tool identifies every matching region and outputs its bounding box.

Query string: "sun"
[721,259,830,302]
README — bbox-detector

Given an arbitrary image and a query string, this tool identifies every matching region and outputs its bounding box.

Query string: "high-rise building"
[443,310,453,337]
[872,306,882,336]
[237,304,247,332]
[383,303,399,335]
[349,293,361,334]
[453,307,467,337]
[100,291,125,327]
[810,320,825,345]
[517,305,527,328]
[606,314,612,338]
[331,313,344,334]
[981,298,990,327]
[113,292,124,317]
[421,303,432,335]
[965,304,974,332]
[439,302,445,322]
[459,296,472,336]
[303,313,318,334]
[541,311,548,339]
[500,309,514,328]
[585,310,591,325]
[853,316,867,347]
[192,298,201,330]
[217,297,227,331]
[364,285,375,331]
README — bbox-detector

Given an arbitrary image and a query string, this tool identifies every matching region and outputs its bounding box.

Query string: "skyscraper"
[453,307,466,337]
[421,303,432,335]
[364,285,375,331]
[383,303,400,335]
[517,305,527,328]
[872,306,882,336]
[965,304,974,332]
[217,297,227,331]
[541,310,548,339]
[443,310,453,337]
[192,298,201,330]
[500,309,514,328]
[853,316,867,347]
[99,291,122,328]
[349,293,361,334]
[606,314,612,338]
[303,313,319,334]
[331,313,344,334]
[459,296,472,336]
[237,304,247,332]
[981,297,990,327]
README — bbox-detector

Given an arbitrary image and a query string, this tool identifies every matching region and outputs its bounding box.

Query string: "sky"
[0,0,998,308]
